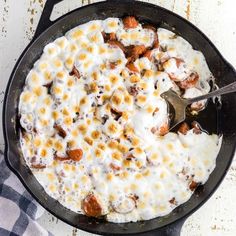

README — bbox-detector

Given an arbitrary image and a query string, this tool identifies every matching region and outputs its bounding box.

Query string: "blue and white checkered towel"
[0,151,51,236]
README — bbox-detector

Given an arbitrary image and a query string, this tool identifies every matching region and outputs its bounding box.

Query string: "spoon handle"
[187,80,236,104]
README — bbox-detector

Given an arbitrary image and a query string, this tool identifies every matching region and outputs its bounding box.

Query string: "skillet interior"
[3,1,236,235]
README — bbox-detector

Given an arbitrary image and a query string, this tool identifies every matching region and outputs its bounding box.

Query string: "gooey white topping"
[19,17,221,223]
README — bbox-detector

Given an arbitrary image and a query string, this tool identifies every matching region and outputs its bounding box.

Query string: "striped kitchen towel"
[0,151,52,236]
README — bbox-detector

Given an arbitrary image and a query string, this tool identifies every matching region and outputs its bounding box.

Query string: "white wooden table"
[1,0,236,235]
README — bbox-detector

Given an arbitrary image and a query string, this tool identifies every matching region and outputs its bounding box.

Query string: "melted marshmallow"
[19,18,221,223]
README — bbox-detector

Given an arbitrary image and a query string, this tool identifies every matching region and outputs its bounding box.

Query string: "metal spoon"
[160,81,236,130]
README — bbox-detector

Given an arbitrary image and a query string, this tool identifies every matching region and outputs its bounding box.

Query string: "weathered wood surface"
[0,0,236,235]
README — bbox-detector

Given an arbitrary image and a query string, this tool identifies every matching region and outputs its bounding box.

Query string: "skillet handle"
[33,0,64,39]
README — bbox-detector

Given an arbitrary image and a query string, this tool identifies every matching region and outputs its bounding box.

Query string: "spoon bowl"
[161,80,236,130]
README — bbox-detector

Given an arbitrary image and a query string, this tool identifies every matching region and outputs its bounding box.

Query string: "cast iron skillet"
[3,0,236,235]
